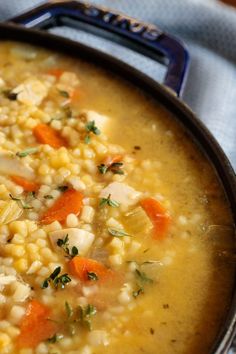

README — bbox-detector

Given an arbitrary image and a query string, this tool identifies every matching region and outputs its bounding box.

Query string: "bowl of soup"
[0,2,235,354]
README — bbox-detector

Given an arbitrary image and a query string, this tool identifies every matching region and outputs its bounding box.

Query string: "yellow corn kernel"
[38,164,50,175]
[11,233,25,245]
[14,258,28,273]
[25,220,37,233]
[0,333,10,349]
[9,221,28,237]
[6,325,20,338]
[26,243,40,262]
[4,244,25,257]
[26,243,39,253]
[24,117,37,129]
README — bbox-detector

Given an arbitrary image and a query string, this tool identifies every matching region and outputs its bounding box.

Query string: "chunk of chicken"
[0,151,35,179]
[12,78,50,106]
[86,110,108,131]
[56,71,80,96]
[49,228,95,256]
[100,182,141,207]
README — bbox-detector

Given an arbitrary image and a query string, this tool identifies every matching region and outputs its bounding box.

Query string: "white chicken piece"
[56,71,80,97]
[49,228,95,256]
[86,110,108,131]
[12,78,50,106]
[0,151,35,179]
[58,71,80,87]
[100,182,141,207]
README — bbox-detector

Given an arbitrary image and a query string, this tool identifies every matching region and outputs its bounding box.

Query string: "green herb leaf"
[77,304,97,331]
[97,162,124,175]
[85,121,100,135]
[16,147,38,158]
[97,164,108,174]
[99,194,120,208]
[41,266,71,290]
[50,266,61,280]
[65,301,73,318]
[135,269,153,284]
[9,194,33,210]
[87,272,98,281]
[57,185,68,192]
[84,135,91,144]
[28,191,36,198]
[108,228,131,237]
[133,287,144,298]
[44,195,53,199]
[57,235,78,259]
[71,246,79,257]
[109,162,124,175]
[57,234,69,248]
[64,106,73,118]
[58,90,70,98]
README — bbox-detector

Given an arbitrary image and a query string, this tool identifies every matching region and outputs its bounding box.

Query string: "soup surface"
[0,41,235,354]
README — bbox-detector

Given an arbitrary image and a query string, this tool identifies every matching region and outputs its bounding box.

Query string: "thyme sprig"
[56,234,78,259]
[41,266,71,290]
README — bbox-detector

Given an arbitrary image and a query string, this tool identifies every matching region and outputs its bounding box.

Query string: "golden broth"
[0,42,234,354]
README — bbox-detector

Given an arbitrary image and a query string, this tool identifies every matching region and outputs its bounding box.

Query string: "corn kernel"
[0,333,10,349]
[9,221,28,237]
[14,259,28,273]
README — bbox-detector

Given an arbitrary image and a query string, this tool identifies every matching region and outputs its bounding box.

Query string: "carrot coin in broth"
[0,41,234,354]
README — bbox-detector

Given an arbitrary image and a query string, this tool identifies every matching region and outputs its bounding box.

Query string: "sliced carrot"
[40,189,83,224]
[17,300,57,348]
[140,197,170,240]
[103,154,123,167]
[47,68,64,78]
[11,175,39,192]
[69,256,112,283]
[33,123,67,149]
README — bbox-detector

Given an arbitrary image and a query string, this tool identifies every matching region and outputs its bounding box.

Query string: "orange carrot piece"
[69,256,111,282]
[33,123,67,148]
[40,189,83,224]
[140,198,170,240]
[17,300,57,348]
[47,68,64,78]
[11,175,39,192]
[103,154,123,167]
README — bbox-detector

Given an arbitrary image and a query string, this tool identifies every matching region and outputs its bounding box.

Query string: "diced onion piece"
[0,274,16,285]
[49,228,95,256]
[12,281,31,302]
[100,182,141,207]
[0,153,35,179]
[124,206,153,236]
[0,200,23,226]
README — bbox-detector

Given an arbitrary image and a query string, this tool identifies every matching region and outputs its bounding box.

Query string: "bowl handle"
[9,0,189,97]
